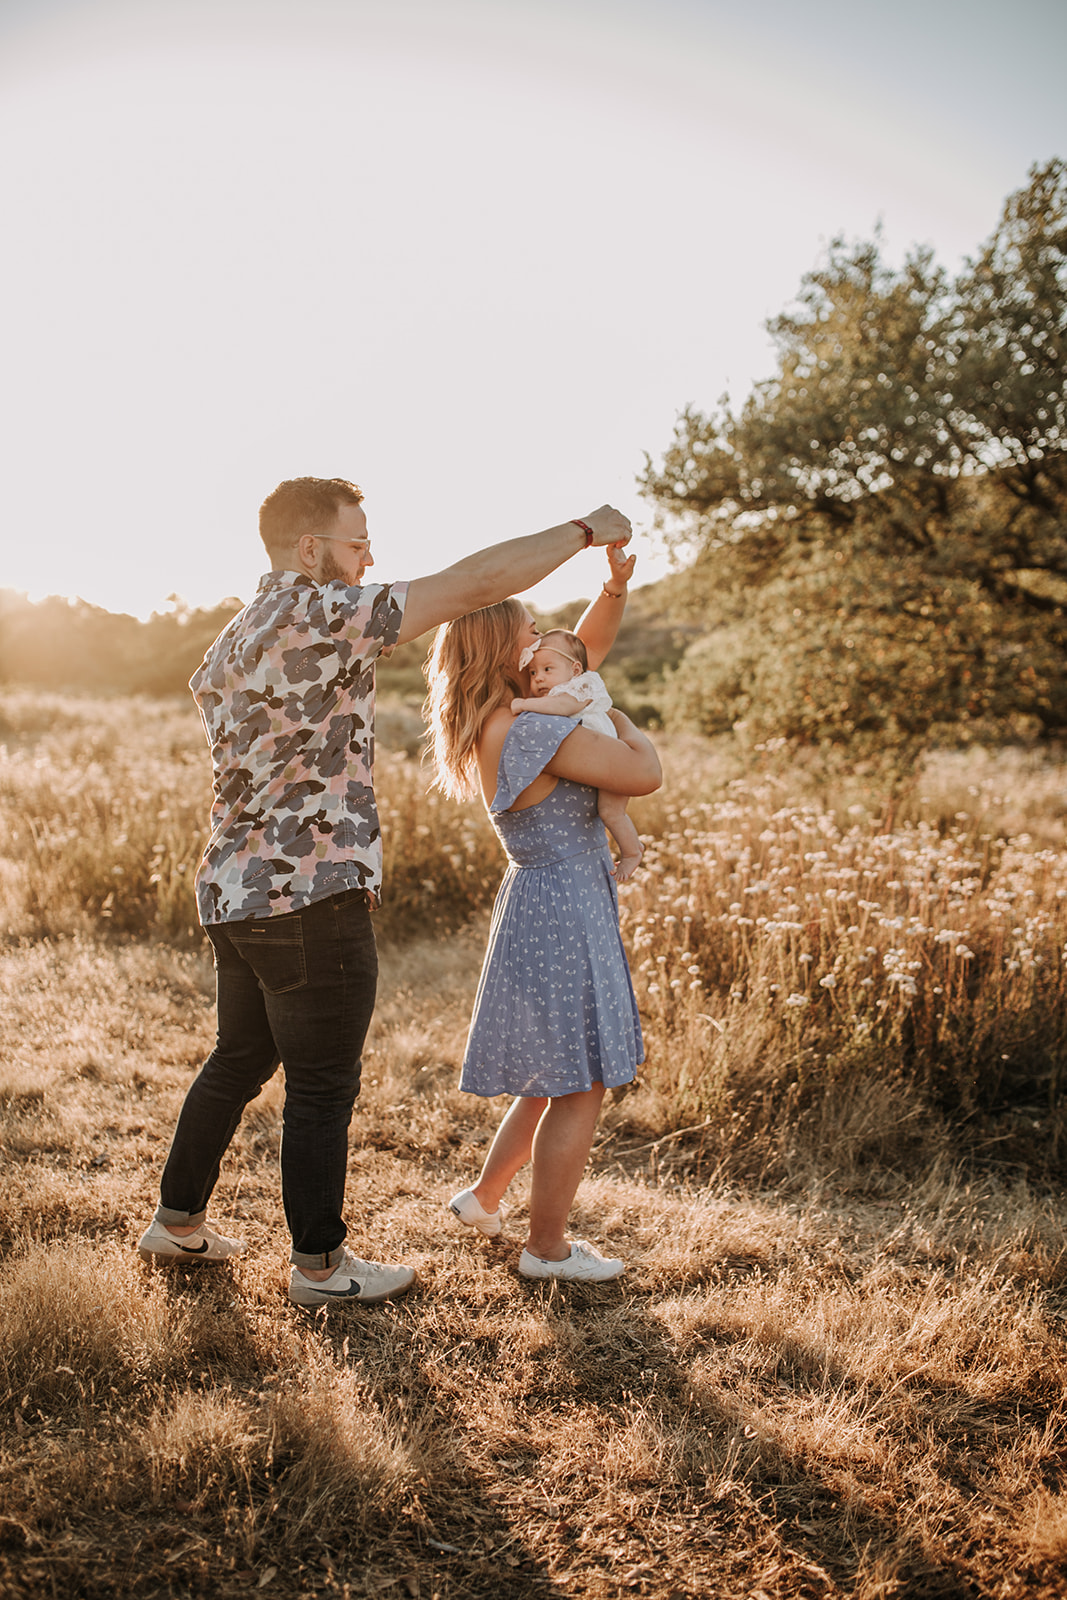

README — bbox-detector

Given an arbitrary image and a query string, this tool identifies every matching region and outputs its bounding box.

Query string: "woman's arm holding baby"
[546,712,661,796]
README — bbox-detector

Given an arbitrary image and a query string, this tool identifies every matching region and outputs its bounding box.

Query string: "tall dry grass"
[2,689,1067,1597]
[0,690,502,946]
[616,743,1067,1181]
[9,688,1061,1178]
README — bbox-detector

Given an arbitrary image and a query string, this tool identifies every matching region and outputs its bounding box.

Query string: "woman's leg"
[526,1084,606,1260]
[472,1095,548,1212]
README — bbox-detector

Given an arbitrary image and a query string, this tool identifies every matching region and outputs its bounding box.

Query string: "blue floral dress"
[461,714,644,1098]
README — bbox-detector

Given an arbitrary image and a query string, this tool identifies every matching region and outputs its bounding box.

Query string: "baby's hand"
[607,541,636,588]
[510,697,526,716]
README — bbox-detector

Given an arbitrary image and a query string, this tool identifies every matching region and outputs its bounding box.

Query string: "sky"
[1,0,1065,620]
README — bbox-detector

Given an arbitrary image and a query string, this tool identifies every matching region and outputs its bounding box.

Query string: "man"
[137,477,631,1306]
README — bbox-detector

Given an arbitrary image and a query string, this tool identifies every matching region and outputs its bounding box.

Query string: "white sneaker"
[289,1250,416,1307]
[448,1187,504,1238]
[137,1219,245,1264]
[518,1240,625,1282]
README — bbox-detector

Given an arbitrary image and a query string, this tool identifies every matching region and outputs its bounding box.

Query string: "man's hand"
[580,506,632,547]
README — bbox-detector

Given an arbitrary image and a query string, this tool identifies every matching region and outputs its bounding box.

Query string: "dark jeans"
[157,887,378,1269]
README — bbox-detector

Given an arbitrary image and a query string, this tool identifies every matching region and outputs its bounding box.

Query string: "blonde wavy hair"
[423,599,529,800]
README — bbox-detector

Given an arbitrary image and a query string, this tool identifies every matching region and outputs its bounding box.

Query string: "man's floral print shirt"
[190,570,409,924]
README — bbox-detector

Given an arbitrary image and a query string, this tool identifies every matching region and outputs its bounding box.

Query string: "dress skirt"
[460,713,643,1098]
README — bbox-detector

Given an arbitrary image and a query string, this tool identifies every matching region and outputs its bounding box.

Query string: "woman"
[424,568,661,1281]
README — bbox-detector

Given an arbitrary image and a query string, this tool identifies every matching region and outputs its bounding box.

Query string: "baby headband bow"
[519,639,583,672]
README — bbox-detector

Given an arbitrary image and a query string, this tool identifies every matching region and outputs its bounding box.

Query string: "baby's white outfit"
[542,670,615,737]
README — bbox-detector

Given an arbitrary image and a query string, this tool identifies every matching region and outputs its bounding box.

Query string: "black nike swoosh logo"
[177,1240,210,1255]
[315,1282,364,1297]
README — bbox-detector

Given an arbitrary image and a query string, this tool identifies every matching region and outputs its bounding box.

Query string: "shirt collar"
[257,568,315,593]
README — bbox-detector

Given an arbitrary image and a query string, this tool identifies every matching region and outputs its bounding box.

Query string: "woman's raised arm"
[574,544,636,669]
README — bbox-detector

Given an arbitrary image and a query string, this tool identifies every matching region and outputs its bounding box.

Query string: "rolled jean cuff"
[290,1245,346,1271]
[155,1205,208,1228]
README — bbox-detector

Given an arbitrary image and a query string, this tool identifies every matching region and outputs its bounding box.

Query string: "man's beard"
[320,550,351,584]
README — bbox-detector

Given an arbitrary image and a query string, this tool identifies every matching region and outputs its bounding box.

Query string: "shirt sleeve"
[546,679,594,707]
[575,670,612,716]
[321,580,410,661]
[491,713,577,813]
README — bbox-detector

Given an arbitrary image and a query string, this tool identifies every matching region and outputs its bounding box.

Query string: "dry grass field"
[2,691,1067,1599]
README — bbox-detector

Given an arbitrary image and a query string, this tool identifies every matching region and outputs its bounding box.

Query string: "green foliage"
[642,160,1067,762]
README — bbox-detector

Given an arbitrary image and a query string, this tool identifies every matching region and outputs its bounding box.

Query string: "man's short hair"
[259,477,364,561]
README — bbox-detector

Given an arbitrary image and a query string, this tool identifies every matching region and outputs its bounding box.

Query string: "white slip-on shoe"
[448,1187,504,1238]
[289,1250,416,1307]
[137,1219,246,1264]
[518,1240,625,1282]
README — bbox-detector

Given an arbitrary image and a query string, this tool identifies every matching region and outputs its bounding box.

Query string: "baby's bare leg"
[597,790,643,882]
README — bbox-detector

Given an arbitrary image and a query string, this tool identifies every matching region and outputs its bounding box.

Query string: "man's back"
[190,569,407,924]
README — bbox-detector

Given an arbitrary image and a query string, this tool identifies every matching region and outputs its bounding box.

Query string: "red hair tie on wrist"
[571,519,595,547]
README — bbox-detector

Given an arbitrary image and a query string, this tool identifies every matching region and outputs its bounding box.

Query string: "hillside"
[0,576,696,719]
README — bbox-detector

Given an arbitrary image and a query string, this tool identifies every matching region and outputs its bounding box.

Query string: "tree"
[641,161,1067,760]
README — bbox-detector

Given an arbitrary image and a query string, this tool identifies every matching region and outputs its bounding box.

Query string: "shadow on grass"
[526,1278,1049,1598]
[3,1239,1062,1598]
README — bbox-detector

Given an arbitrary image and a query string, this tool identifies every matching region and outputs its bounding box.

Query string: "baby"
[511,629,643,881]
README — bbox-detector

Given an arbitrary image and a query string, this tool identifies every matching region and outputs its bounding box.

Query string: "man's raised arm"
[395,506,630,644]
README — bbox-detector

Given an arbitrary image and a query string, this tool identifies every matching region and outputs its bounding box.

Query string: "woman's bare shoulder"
[480,707,515,756]
[475,709,515,801]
